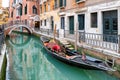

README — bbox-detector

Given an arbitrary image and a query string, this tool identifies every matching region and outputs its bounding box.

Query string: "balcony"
[12,0,23,8]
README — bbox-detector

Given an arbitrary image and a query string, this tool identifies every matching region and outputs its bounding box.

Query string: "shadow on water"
[5,33,119,80]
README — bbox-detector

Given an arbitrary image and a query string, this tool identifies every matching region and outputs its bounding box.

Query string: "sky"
[2,0,9,7]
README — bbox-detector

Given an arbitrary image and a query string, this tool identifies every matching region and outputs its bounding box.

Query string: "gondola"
[40,36,116,71]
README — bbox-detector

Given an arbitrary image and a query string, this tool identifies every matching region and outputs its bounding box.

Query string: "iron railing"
[64,30,119,52]
[34,28,59,38]
[64,30,75,40]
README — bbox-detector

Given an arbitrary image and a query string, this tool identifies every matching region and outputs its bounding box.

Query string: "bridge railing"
[6,20,30,27]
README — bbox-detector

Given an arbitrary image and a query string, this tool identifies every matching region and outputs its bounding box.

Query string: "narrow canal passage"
[5,33,119,80]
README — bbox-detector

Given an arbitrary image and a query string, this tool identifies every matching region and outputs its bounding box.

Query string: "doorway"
[103,10,118,42]
[69,16,74,34]
[35,21,40,29]
[78,14,85,30]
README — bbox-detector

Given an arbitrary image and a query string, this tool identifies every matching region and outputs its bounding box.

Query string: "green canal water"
[5,33,119,80]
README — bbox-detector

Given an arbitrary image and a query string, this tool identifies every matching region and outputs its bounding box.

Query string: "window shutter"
[64,0,66,6]
[20,6,22,16]
[59,0,63,7]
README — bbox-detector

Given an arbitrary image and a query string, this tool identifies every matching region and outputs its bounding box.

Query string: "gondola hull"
[40,36,115,71]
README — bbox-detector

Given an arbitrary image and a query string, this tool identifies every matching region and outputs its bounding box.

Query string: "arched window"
[19,5,22,16]
[24,4,27,14]
[32,5,37,14]
[11,11,13,18]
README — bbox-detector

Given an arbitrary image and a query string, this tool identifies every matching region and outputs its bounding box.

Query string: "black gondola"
[40,36,116,71]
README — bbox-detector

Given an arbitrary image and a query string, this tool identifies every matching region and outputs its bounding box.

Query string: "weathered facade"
[39,0,60,30]
[59,0,86,38]
[0,0,9,25]
[9,0,40,28]
[0,8,9,24]
[8,0,120,55]
[0,0,2,8]
[85,0,120,35]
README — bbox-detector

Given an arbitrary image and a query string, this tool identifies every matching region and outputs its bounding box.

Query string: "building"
[9,0,40,28]
[0,8,9,24]
[85,0,120,36]
[0,0,2,8]
[39,0,60,30]
[59,0,86,38]
[39,0,120,55]
[0,0,9,25]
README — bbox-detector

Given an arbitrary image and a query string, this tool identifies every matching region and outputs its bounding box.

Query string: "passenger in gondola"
[44,42,48,46]
[82,52,86,61]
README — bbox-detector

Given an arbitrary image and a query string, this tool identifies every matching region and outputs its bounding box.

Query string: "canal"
[5,33,119,80]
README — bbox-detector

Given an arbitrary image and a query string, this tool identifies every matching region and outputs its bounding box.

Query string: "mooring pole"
[54,24,57,41]
[75,22,79,51]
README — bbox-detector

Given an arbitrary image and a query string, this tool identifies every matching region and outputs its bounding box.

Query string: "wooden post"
[54,24,57,41]
[75,22,79,51]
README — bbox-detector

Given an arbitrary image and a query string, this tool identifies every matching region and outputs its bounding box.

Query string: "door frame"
[69,16,74,34]
[102,10,118,43]
[102,10,118,35]
[78,14,85,31]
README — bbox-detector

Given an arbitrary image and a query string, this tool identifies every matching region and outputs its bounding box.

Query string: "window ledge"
[60,6,65,9]
[76,0,86,4]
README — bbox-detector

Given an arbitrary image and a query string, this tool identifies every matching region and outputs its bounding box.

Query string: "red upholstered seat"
[52,45,61,52]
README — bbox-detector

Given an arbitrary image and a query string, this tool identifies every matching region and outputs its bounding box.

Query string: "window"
[76,0,85,3]
[76,0,80,2]
[44,20,46,26]
[32,5,37,14]
[48,3,50,11]
[24,4,27,14]
[41,20,42,26]
[40,6,42,13]
[59,0,66,7]
[19,5,22,16]
[91,12,97,28]
[44,4,46,12]
[11,11,13,18]
[54,0,58,9]
[14,0,16,4]
[61,17,65,29]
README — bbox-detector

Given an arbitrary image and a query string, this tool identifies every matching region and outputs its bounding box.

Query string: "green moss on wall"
[0,53,7,80]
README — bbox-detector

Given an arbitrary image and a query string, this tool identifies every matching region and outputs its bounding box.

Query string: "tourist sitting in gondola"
[44,39,61,52]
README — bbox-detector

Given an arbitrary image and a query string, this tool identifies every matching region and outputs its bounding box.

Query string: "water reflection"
[6,33,119,80]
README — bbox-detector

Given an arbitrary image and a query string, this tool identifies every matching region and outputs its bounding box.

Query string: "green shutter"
[60,0,63,7]
[20,6,22,16]
[69,16,74,34]
[64,0,66,6]
[76,0,80,2]
[25,5,27,14]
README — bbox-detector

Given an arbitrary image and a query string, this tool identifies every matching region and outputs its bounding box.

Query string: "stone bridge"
[4,24,33,36]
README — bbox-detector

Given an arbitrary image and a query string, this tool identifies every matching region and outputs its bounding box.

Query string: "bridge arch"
[8,25,33,35]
